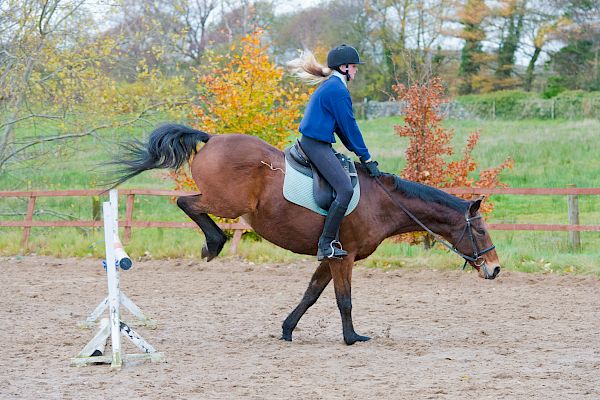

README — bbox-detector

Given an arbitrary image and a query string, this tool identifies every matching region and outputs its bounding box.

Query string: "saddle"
[284,141,358,211]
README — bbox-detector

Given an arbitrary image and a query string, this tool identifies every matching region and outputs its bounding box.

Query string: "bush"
[542,77,567,99]
[554,91,600,119]
[458,91,536,119]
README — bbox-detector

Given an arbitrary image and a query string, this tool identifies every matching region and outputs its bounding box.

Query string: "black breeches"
[300,135,353,208]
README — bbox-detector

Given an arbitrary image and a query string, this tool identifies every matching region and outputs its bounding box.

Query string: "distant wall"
[353,100,475,120]
[354,91,600,120]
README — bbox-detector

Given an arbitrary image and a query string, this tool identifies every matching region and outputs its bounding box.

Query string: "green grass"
[1,117,599,275]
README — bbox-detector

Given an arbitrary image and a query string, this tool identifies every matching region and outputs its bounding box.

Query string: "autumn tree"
[455,0,489,94]
[522,4,563,91]
[493,0,527,89]
[394,77,513,212]
[170,29,310,191]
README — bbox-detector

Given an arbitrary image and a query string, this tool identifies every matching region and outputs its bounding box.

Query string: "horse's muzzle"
[482,265,501,280]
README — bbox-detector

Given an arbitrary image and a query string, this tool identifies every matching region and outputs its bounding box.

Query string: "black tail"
[108,124,211,188]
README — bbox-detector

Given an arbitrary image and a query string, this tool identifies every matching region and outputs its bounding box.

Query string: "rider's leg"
[300,135,353,260]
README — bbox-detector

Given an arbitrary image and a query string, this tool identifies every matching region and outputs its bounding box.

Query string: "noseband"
[374,177,495,270]
[454,215,496,270]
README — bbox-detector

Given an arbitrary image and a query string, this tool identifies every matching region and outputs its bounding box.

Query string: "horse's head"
[452,196,501,280]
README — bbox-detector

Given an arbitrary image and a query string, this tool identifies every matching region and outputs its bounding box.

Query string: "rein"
[373,177,495,269]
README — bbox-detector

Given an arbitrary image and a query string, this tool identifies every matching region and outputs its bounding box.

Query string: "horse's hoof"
[280,334,292,342]
[201,243,218,262]
[201,243,210,259]
[344,334,371,345]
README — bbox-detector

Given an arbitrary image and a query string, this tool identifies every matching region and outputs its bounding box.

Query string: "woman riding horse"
[288,45,382,261]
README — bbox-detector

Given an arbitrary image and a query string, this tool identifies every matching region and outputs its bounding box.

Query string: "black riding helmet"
[327,44,364,68]
[327,44,364,81]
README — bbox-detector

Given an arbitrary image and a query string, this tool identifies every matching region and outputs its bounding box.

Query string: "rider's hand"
[362,159,382,178]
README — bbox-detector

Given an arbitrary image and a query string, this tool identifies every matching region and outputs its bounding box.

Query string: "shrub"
[394,77,513,212]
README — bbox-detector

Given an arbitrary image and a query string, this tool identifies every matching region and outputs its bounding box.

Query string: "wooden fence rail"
[1,187,599,251]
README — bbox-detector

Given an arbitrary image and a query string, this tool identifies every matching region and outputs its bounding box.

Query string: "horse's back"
[194,134,280,167]
[189,134,284,217]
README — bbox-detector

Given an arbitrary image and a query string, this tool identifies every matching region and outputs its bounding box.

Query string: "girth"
[284,141,358,211]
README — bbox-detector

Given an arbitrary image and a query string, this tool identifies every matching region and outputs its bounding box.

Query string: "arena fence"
[1,187,599,252]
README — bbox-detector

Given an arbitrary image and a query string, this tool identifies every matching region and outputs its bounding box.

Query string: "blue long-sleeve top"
[299,74,371,162]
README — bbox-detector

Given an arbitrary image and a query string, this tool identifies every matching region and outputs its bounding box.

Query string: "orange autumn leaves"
[171,29,310,191]
[394,77,513,214]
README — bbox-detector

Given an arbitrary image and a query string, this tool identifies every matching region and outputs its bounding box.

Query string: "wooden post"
[551,99,555,120]
[124,194,135,242]
[567,184,581,251]
[492,100,496,120]
[23,196,36,249]
[230,229,243,255]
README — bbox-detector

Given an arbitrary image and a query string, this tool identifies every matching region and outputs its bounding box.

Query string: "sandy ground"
[1,255,599,399]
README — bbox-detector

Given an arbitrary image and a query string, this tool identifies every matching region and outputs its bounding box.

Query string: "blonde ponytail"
[286,50,332,85]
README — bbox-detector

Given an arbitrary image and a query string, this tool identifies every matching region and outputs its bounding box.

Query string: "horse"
[110,124,501,345]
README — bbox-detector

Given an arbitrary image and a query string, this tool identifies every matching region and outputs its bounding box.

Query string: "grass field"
[1,117,599,275]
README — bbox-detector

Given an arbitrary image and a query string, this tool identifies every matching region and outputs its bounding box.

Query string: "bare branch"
[0,114,63,131]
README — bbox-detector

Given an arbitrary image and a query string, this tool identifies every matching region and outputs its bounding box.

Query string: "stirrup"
[317,240,348,261]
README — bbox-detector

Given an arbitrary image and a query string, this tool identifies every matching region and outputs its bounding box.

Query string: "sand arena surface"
[1,255,599,399]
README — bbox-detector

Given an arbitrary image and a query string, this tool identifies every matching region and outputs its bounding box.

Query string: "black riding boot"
[317,199,348,261]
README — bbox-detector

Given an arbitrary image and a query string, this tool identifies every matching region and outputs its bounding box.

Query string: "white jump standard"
[71,190,164,368]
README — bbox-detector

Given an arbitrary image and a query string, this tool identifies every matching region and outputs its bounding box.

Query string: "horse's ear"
[469,195,485,214]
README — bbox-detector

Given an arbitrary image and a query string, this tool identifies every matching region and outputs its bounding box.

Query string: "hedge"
[456,90,600,120]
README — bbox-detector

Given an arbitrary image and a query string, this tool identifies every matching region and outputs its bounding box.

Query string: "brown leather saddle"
[284,141,358,211]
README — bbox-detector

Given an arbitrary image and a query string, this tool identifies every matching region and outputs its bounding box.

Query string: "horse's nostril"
[493,266,501,277]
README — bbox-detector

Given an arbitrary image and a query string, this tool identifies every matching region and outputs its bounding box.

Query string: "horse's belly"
[242,212,320,256]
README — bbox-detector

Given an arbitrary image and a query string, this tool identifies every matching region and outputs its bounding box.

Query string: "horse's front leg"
[330,257,371,345]
[281,261,332,342]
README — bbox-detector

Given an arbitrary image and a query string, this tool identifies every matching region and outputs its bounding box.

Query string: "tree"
[546,0,600,90]
[493,0,527,89]
[0,0,190,173]
[455,0,489,94]
[522,4,563,91]
[394,77,513,213]
[171,29,310,190]
[206,0,274,47]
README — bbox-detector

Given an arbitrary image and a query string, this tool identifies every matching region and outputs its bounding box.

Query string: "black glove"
[363,160,382,178]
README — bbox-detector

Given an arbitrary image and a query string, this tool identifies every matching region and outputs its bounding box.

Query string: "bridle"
[374,177,495,270]
[453,214,496,270]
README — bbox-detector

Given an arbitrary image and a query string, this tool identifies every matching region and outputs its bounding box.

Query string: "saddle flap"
[284,141,358,211]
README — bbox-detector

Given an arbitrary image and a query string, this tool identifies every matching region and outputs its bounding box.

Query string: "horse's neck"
[386,193,462,239]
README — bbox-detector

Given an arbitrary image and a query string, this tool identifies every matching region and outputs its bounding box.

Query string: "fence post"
[567,184,581,251]
[124,194,135,242]
[23,195,37,249]
[362,97,367,120]
[551,99,555,120]
[230,229,243,255]
[492,100,496,120]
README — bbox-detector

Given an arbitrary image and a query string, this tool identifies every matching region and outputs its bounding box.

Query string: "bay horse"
[110,124,501,345]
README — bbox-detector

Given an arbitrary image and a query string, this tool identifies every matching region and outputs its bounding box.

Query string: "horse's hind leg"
[177,195,227,261]
[330,257,370,345]
[281,261,332,342]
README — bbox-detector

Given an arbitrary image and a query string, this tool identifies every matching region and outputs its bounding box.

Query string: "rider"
[287,44,382,261]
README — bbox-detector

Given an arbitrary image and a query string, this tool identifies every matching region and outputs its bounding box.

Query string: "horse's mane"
[385,173,470,213]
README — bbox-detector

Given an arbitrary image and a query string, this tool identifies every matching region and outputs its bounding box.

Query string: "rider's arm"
[331,93,371,163]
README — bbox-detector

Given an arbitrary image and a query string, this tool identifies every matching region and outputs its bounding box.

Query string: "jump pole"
[71,190,164,368]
